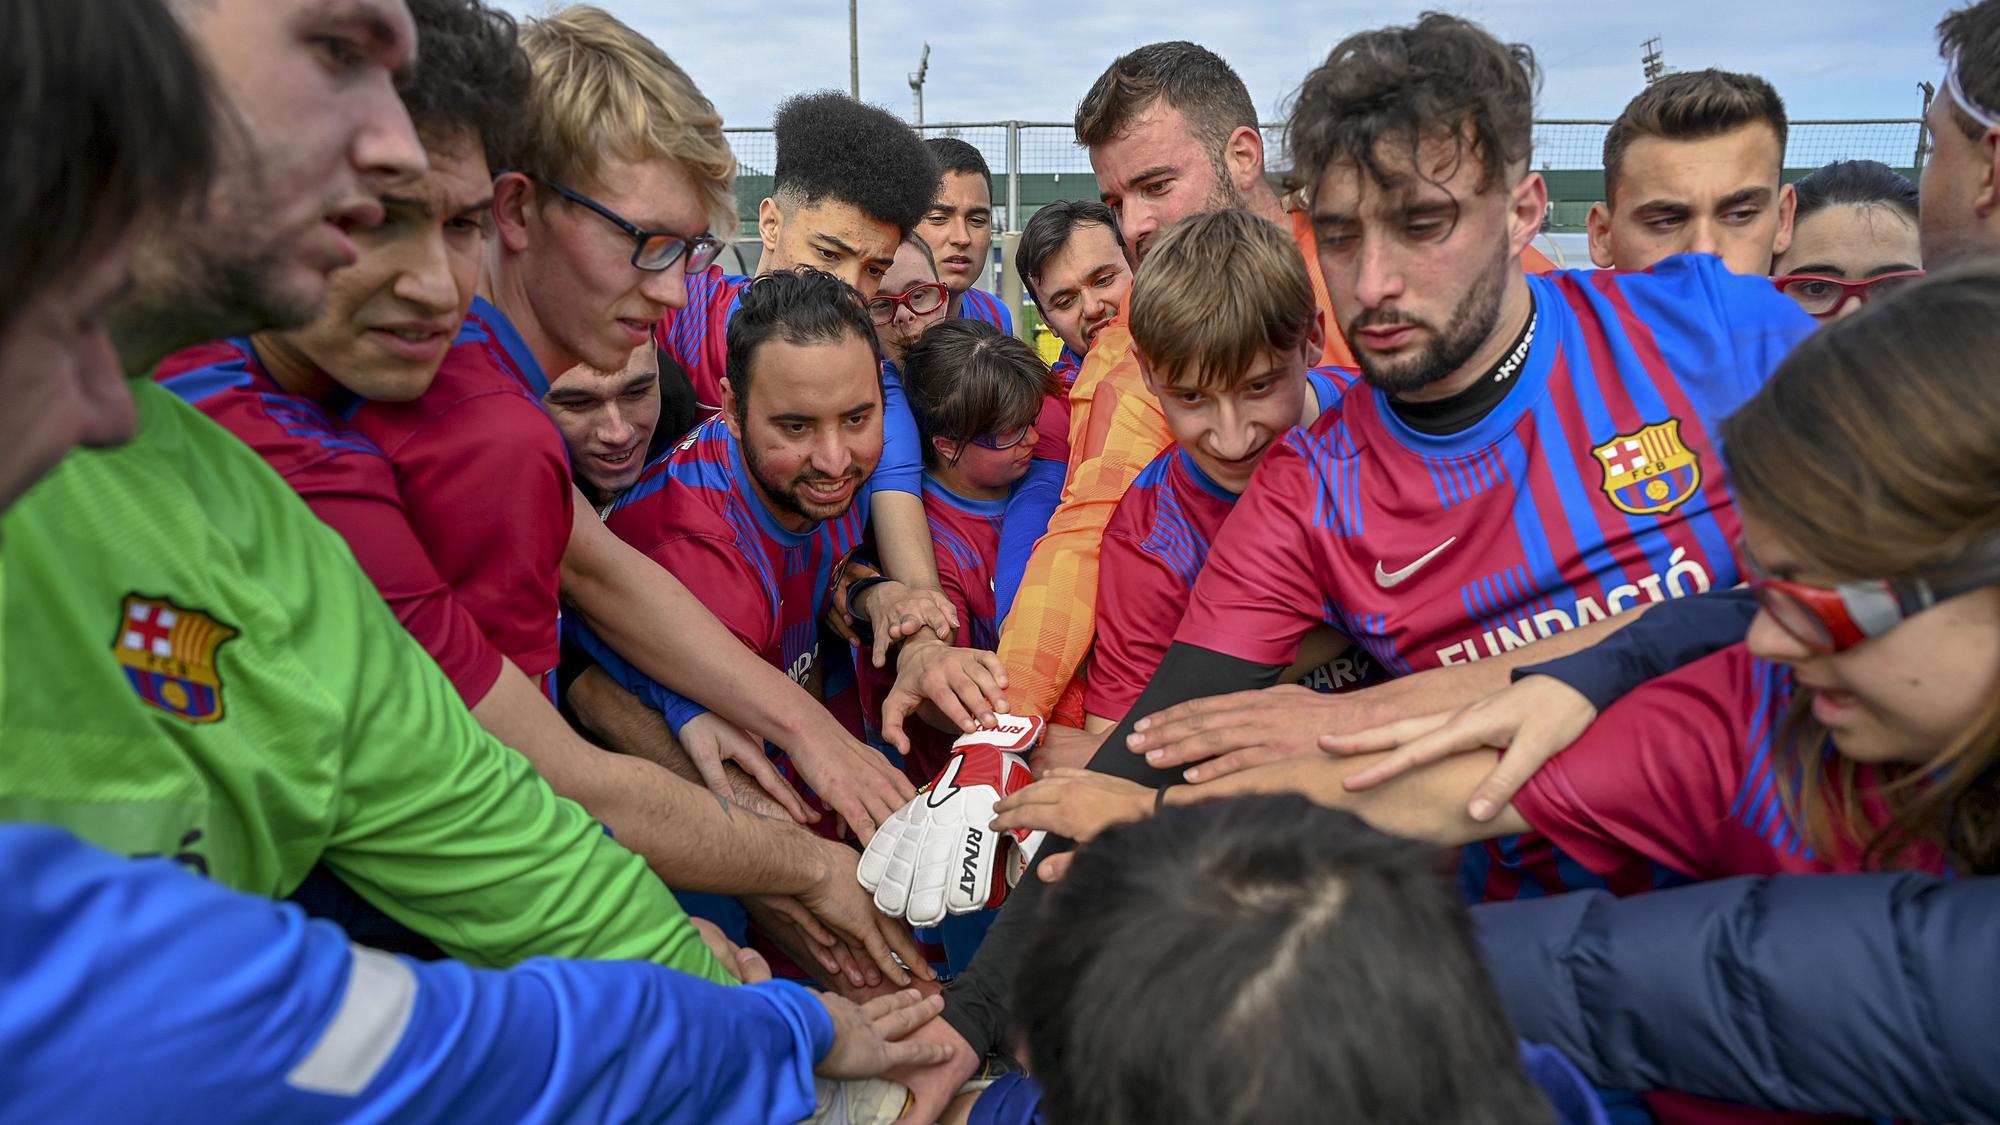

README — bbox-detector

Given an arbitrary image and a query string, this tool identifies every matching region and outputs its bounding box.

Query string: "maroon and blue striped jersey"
[954,286,1013,333]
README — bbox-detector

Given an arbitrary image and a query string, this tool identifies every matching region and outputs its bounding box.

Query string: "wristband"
[845,575,895,647]
[1155,785,1175,815]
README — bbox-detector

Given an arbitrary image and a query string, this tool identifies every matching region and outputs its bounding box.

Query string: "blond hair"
[515,5,736,236]
[1129,209,1315,389]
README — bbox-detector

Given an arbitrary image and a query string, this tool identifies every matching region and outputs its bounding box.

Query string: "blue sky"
[494,0,1955,128]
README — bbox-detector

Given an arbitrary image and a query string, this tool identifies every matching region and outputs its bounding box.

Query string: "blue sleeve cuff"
[658,691,711,737]
[573,623,710,734]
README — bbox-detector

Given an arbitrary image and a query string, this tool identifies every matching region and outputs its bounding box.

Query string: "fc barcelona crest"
[111,594,237,724]
[1591,419,1702,517]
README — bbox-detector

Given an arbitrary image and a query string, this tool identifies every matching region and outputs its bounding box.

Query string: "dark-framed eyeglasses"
[866,282,948,326]
[1770,270,1924,319]
[970,424,1034,451]
[537,177,724,274]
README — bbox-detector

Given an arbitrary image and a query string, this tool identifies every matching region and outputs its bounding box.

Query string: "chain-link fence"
[723,118,1926,236]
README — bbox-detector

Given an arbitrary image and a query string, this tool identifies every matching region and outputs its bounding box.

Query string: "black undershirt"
[1386,306,1537,436]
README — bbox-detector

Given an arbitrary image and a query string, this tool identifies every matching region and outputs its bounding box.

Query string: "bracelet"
[846,574,895,615]
[1154,785,1175,815]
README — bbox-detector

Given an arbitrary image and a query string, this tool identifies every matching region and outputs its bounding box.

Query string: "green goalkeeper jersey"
[0,380,728,981]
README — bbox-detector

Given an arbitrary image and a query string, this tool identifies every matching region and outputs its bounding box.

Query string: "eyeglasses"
[1770,271,1924,319]
[970,425,1034,451]
[538,178,724,274]
[867,282,948,326]
[1744,548,1999,653]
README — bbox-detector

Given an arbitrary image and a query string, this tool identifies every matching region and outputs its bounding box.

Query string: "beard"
[111,170,324,374]
[1349,241,1511,397]
[745,444,865,525]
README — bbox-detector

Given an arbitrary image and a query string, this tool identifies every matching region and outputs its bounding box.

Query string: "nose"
[353,73,427,190]
[948,218,972,248]
[596,402,635,448]
[1831,294,1866,320]
[1119,201,1159,256]
[394,232,461,315]
[638,257,690,310]
[1685,220,1721,260]
[809,427,854,478]
[1744,605,1815,666]
[1352,235,1405,309]
[1208,402,1261,463]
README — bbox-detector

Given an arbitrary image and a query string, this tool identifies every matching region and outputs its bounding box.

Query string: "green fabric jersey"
[0,380,728,982]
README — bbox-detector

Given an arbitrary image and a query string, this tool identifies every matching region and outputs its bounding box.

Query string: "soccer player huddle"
[4,0,1998,1121]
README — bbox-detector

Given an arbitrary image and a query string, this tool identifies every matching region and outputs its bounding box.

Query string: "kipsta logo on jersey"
[111,594,238,724]
[1592,419,1701,517]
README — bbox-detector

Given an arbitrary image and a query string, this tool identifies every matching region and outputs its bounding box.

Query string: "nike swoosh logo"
[1374,536,1458,588]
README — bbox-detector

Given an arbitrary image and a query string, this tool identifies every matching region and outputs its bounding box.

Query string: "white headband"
[1946,53,2000,132]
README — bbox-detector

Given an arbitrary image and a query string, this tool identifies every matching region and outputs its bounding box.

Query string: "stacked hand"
[858,715,1045,926]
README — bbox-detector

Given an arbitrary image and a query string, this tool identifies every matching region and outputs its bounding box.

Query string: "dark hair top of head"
[1601,69,1787,197]
[774,91,941,236]
[1016,200,1126,300]
[3,0,214,336]
[1074,40,1257,153]
[724,267,881,414]
[400,0,533,169]
[901,319,1057,465]
[925,136,993,196]
[1286,12,1540,198]
[1016,794,1552,1125]
[1939,0,2000,136]
[1793,160,1921,224]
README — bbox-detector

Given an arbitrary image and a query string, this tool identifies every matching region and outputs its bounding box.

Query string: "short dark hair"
[1793,159,1921,224]
[773,92,940,237]
[1017,796,1553,1125]
[1939,1,2000,139]
[901,320,1056,467]
[1603,70,1787,202]
[2,0,213,338]
[925,136,993,199]
[1016,201,1127,304]
[1074,41,1258,160]
[400,0,532,169]
[1286,13,1539,198]
[724,268,881,421]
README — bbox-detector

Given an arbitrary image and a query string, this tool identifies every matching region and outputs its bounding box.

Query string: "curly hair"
[401,0,532,169]
[1285,12,1538,198]
[1939,0,2000,138]
[773,92,939,236]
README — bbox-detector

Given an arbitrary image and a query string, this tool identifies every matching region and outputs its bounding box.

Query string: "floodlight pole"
[909,43,931,127]
[848,0,860,98]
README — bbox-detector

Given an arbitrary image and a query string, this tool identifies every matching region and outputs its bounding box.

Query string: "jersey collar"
[1174,448,1241,505]
[921,471,1010,516]
[1368,272,1559,459]
[462,296,551,398]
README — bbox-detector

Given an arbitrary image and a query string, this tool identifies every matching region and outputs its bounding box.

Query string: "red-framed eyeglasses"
[1744,549,1998,653]
[1770,270,1924,319]
[866,282,948,326]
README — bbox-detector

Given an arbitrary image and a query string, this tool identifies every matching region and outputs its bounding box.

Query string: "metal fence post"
[1006,121,1022,232]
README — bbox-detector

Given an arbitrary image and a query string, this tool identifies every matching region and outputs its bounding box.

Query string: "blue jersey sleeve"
[0,824,831,1124]
[870,365,923,498]
[1621,254,1816,421]
[571,622,710,734]
[994,458,1066,621]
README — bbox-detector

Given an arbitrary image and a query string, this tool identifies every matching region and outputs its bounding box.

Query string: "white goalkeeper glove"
[857,715,1047,927]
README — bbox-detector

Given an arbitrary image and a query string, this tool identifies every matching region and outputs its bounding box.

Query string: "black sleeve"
[1513,588,1758,711]
[1473,873,2000,1120]
[939,643,1285,1054]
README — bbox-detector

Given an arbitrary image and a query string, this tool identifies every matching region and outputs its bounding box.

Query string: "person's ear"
[1301,308,1327,365]
[1223,125,1266,197]
[720,377,744,441]
[932,434,960,464]
[491,171,537,254]
[757,197,784,256]
[1772,182,1798,259]
[1586,200,1617,269]
[1508,171,1548,262]
[1974,126,2000,219]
